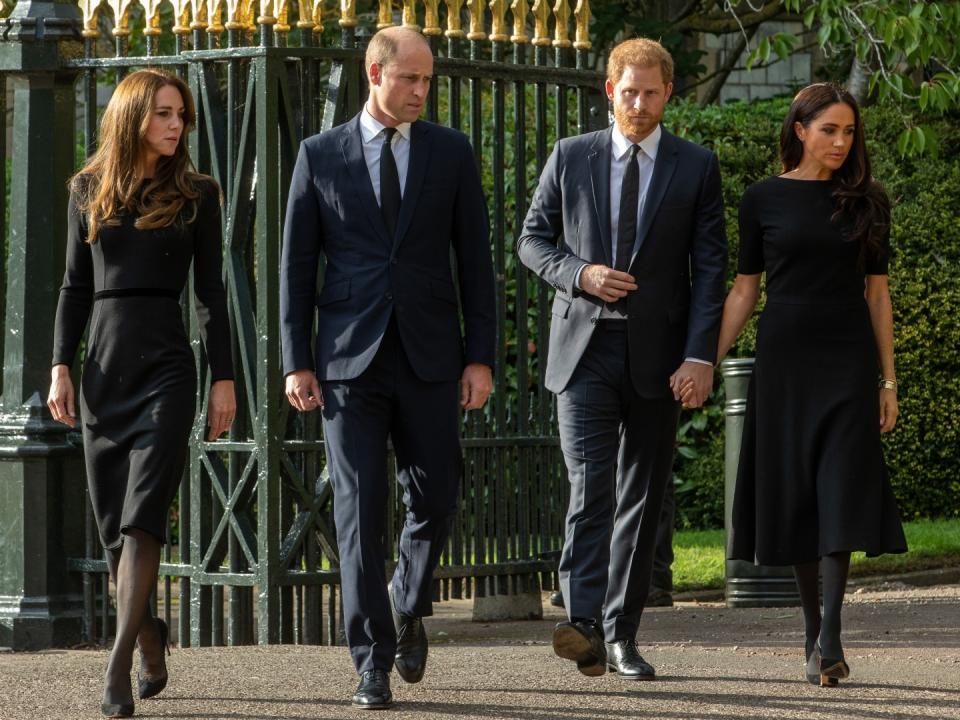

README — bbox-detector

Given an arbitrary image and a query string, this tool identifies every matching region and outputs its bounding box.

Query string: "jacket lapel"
[588,128,614,267]
[391,120,430,254]
[340,114,392,247]
[635,127,679,255]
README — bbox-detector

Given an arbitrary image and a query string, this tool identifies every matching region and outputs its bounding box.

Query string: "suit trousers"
[320,315,461,674]
[556,321,681,642]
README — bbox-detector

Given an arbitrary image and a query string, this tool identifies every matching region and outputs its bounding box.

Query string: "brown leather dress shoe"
[605,639,656,680]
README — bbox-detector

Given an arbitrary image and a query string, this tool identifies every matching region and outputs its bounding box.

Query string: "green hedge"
[665,97,960,528]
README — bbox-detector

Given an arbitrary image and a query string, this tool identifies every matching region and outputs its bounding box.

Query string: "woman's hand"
[207,379,236,441]
[47,364,77,428]
[879,387,898,433]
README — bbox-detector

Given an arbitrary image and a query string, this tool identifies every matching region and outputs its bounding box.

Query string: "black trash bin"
[722,358,800,607]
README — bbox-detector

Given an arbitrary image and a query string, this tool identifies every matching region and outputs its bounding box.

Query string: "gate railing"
[1,0,607,647]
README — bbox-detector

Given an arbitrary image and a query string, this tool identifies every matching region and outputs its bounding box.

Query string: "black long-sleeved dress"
[727,176,907,566]
[52,178,233,550]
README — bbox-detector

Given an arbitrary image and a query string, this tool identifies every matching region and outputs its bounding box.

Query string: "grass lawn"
[673,518,960,593]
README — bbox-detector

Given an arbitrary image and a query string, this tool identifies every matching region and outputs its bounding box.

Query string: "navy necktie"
[380,127,401,238]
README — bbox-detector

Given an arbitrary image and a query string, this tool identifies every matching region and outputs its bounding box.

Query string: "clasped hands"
[284,363,493,412]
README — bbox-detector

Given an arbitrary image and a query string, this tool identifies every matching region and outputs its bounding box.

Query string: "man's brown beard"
[613,106,659,139]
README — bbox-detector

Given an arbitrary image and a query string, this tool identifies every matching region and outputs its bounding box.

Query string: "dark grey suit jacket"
[280,114,496,382]
[517,126,727,397]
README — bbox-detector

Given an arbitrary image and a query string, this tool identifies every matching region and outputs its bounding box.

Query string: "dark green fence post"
[0,0,86,649]
[722,358,799,607]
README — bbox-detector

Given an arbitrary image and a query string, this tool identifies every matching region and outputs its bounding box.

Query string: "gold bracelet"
[879,378,897,390]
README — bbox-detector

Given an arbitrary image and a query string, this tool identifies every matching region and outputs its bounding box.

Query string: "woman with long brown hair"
[708,83,907,686]
[46,69,235,717]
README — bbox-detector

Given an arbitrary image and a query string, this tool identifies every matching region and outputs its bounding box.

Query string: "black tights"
[103,529,163,706]
[793,552,851,661]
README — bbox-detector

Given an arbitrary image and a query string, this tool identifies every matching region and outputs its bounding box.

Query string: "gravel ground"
[2,581,959,720]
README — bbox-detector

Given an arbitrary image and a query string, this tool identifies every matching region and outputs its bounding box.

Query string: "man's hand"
[460,363,493,410]
[579,264,637,303]
[47,364,76,428]
[669,361,714,409]
[207,379,236,441]
[285,369,323,412]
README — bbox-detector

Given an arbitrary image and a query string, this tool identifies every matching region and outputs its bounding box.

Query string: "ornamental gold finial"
[275,0,291,32]
[190,0,209,30]
[297,0,320,29]
[225,0,251,29]
[422,0,441,35]
[573,0,590,49]
[107,0,134,36]
[340,0,358,27]
[171,0,193,34]
[81,0,103,38]
[552,0,571,48]
[531,0,550,46]
[402,0,420,30]
[443,0,465,38]
[510,0,529,44]
[489,0,508,42]
[466,0,486,40]
[377,0,394,28]
[143,0,164,36]
[257,0,278,25]
[207,0,226,31]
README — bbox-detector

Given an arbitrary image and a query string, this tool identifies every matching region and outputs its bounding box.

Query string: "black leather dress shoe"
[552,620,606,677]
[644,588,673,608]
[352,670,393,710]
[391,592,428,683]
[549,590,565,609]
[605,639,656,680]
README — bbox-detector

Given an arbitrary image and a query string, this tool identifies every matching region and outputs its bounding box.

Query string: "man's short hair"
[365,26,430,73]
[607,38,674,85]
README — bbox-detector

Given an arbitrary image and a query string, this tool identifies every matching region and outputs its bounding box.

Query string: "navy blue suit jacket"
[517,126,728,397]
[281,114,496,383]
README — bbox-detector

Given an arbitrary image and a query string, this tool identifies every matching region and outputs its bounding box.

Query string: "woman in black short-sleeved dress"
[707,83,907,687]
[47,70,235,718]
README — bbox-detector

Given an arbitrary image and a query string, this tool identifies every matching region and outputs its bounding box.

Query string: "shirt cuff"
[574,263,588,290]
[685,357,713,366]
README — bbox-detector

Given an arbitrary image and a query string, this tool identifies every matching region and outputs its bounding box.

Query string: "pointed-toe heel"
[819,657,850,687]
[101,701,135,718]
[137,618,170,700]
[804,641,837,686]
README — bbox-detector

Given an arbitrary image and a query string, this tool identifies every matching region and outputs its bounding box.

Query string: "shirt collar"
[611,123,662,162]
[361,106,412,144]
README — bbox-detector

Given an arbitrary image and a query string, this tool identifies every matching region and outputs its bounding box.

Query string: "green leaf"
[920,82,930,111]
[897,127,912,156]
[817,22,832,47]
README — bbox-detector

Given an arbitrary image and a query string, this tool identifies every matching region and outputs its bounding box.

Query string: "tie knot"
[383,127,397,143]
[628,144,640,160]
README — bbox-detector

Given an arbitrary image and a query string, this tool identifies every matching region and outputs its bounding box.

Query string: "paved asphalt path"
[2,582,959,720]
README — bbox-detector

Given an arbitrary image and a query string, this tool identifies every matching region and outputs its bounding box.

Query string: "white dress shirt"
[360,106,412,204]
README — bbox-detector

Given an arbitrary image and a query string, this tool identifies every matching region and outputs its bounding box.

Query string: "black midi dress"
[727,176,907,566]
[52,179,232,550]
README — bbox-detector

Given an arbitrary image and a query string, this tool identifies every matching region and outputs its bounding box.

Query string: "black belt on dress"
[94,288,180,301]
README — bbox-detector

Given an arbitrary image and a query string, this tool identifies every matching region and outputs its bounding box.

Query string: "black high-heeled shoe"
[819,656,850,687]
[101,673,134,718]
[804,641,838,686]
[137,618,170,700]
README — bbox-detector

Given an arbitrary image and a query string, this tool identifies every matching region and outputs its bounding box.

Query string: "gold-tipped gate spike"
[80,0,103,38]
[297,0,322,30]
[275,0,291,33]
[190,0,210,31]
[552,0,571,48]
[510,0,529,44]
[207,0,226,32]
[377,0,393,29]
[339,0,358,28]
[224,0,250,30]
[402,0,420,31]
[443,0,465,38]
[531,0,551,47]
[171,0,194,34]
[143,0,164,36]
[257,0,278,25]
[422,0,442,36]
[573,0,590,49]
[107,0,133,36]
[489,0,508,42]
[466,0,486,40]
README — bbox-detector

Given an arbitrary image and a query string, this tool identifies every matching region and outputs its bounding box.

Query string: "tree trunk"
[846,56,871,104]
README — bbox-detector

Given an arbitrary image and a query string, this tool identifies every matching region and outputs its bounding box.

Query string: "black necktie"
[380,127,401,238]
[616,144,640,272]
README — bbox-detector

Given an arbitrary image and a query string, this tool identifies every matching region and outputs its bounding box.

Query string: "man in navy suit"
[518,38,727,680]
[280,27,496,709]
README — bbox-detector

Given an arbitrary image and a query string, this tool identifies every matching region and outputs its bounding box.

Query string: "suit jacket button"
[590,317,597,324]
[385,292,393,301]
[390,258,398,265]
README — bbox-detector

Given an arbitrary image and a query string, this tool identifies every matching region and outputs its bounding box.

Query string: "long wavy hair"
[780,82,890,265]
[71,69,210,243]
